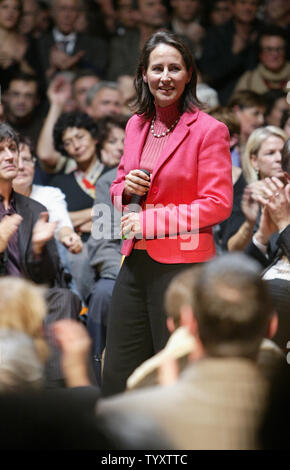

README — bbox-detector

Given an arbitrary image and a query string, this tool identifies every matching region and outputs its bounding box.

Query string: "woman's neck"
[77,154,97,174]
[154,101,180,125]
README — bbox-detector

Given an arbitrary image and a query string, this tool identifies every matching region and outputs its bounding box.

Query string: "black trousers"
[102,250,195,397]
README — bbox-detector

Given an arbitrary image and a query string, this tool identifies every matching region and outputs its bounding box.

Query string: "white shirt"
[53,28,77,55]
[31,185,73,233]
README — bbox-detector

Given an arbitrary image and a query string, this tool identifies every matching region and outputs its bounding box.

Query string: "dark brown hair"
[131,30,202,118]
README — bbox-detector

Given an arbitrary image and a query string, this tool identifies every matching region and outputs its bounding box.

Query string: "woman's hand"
[123,169,150,200]
[121,212,142,239]
[241,186,259,225]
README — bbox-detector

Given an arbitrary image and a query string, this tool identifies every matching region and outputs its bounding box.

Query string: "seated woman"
[221,125,288,251]
[50,112,127,299]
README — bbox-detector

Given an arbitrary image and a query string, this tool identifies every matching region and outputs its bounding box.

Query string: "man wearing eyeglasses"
[234,25,290,95]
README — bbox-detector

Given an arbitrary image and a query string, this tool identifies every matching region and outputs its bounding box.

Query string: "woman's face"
[62,127,97,167]
[101,125,125,168]
[0,0,20,30]
[250,135,285,180]
[266,97,288,127]
[142,43,192,108]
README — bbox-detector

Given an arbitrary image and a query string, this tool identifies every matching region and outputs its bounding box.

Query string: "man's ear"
[267,312,279,339]
[166,317,176,334]
[180,304,197,336]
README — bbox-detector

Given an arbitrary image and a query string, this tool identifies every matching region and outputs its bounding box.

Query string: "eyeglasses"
[261,46,285,54]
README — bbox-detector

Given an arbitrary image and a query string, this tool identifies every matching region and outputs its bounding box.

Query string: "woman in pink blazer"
[102,31,233,396]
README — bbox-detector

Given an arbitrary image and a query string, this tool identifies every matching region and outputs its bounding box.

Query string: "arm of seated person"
[227,186,258,251]
[58,226,83,253]
[69,208,92,230]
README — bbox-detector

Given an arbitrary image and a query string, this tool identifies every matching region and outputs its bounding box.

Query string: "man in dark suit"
[0,122,82,386]
[36,0,108,82]
[0,124,59,281]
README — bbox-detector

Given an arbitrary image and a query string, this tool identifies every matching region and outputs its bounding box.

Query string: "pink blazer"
[110,108,233,264]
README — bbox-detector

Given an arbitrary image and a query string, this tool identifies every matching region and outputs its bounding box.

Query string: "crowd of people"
[0,0,289,451]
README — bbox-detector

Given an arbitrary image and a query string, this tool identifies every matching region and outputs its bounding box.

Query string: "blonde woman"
[225,126,288,251]
[0,277,48,389]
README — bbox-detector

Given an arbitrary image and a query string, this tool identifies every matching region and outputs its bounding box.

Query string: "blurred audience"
[202,0,232,28]
[281,109,290,138]
[169,0,205,58]
[263,0,290,30]
[36,0,108,81]
[263,90,288,127]
[0,277,48,385]
[98,253,275,450]
[0,0,289,450]
[224,125,287,252]
[85,81,122,121]
[0,0,36,92]
[3,72,44,146]
[72,69,100,112]
[228,90,266,167]
[200,0,263,104]
[13,135,82,254]
[107,0,168,80]
[234,26,290,95]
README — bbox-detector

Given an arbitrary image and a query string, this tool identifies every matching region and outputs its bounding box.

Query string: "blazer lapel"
[151,109,199,180]
[14,193,33,272]
[129,117,151,170]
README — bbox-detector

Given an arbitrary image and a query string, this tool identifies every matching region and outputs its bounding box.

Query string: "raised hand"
[261,177,290,232]
[47,74,72,106]
[0,214,22,253]
[241,185,259,225]
[32,212,57,255]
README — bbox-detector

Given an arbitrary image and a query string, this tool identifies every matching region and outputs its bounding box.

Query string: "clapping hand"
[254,177,290,245]
[32,212,58,255]
[0,214,22,253]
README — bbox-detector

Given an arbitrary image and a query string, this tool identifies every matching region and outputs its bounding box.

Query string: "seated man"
[98,253,277,450]
[0,122,82,386]
[13,135,82,255]
[234,26,290,95]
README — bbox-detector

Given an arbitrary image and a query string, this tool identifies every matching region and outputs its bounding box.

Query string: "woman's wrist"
[254,229,270,246]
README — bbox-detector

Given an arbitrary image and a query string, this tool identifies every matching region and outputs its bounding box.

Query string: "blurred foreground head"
[194,253,274,359]
[0,277,48,364]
